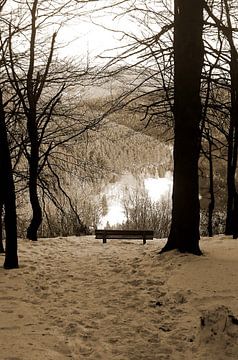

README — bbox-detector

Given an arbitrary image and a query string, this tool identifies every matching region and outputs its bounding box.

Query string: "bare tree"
[97,0,234,242]
[159,0,203,254]
[204,0,238,237]
[1,0,93,240]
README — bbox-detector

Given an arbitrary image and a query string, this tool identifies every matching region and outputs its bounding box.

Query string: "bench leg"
[103,237,107,244]
[143,238,146,245]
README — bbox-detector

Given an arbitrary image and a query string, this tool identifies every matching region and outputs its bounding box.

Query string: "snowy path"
[1,236,238,359]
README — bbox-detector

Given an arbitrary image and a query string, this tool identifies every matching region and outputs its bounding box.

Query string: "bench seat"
[95,229,154,244]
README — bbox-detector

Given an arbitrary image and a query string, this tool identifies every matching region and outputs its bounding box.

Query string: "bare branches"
[0,0,95,239]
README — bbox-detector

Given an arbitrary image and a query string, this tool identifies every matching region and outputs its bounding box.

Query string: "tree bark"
[225,122,236,235]
[161,0,203,255]
[0,201,4,253]
[0,90,18,269]
[232,191,238,238]
[26,115,42,241]
[26,168,42,241]
[207,137,215,237]
[225,45,238,236]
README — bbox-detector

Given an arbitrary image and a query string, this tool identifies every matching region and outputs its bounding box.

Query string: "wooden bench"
[95,229,154,245]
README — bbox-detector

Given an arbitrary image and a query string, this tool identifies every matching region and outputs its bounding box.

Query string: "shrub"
[122,188,171,238]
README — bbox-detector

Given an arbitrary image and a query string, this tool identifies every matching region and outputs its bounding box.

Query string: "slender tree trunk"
[26,115,42,241]
[225,75,237,236]
[225,121,235,235]
[0,90,18,269]
[0,201,4,253]
[25,1,42,241]
[161,0,203,254]
[26,165,42,241]
[225,46,238,236]
[207,138,215,237]
[225,132,236,235]
[232,192,238,238]
[204,1,238,237]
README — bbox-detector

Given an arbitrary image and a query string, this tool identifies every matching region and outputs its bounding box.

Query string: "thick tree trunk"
[161,0,203,255]
[0,90,18,269]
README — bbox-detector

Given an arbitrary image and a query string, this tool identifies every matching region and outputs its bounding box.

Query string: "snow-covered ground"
[1,235,238,359]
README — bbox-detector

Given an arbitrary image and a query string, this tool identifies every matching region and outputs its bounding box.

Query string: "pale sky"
[56,0,161,63]
[58,20,122,60]
[4,0,133,61]
[3,0,163,66]
[58,8,138,62]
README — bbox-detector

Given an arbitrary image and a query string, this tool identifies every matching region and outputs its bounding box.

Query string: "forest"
[0,0,238,269]
[2,1,238,359]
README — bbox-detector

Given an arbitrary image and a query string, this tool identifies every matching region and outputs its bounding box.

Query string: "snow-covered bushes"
[122,188,171,238]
